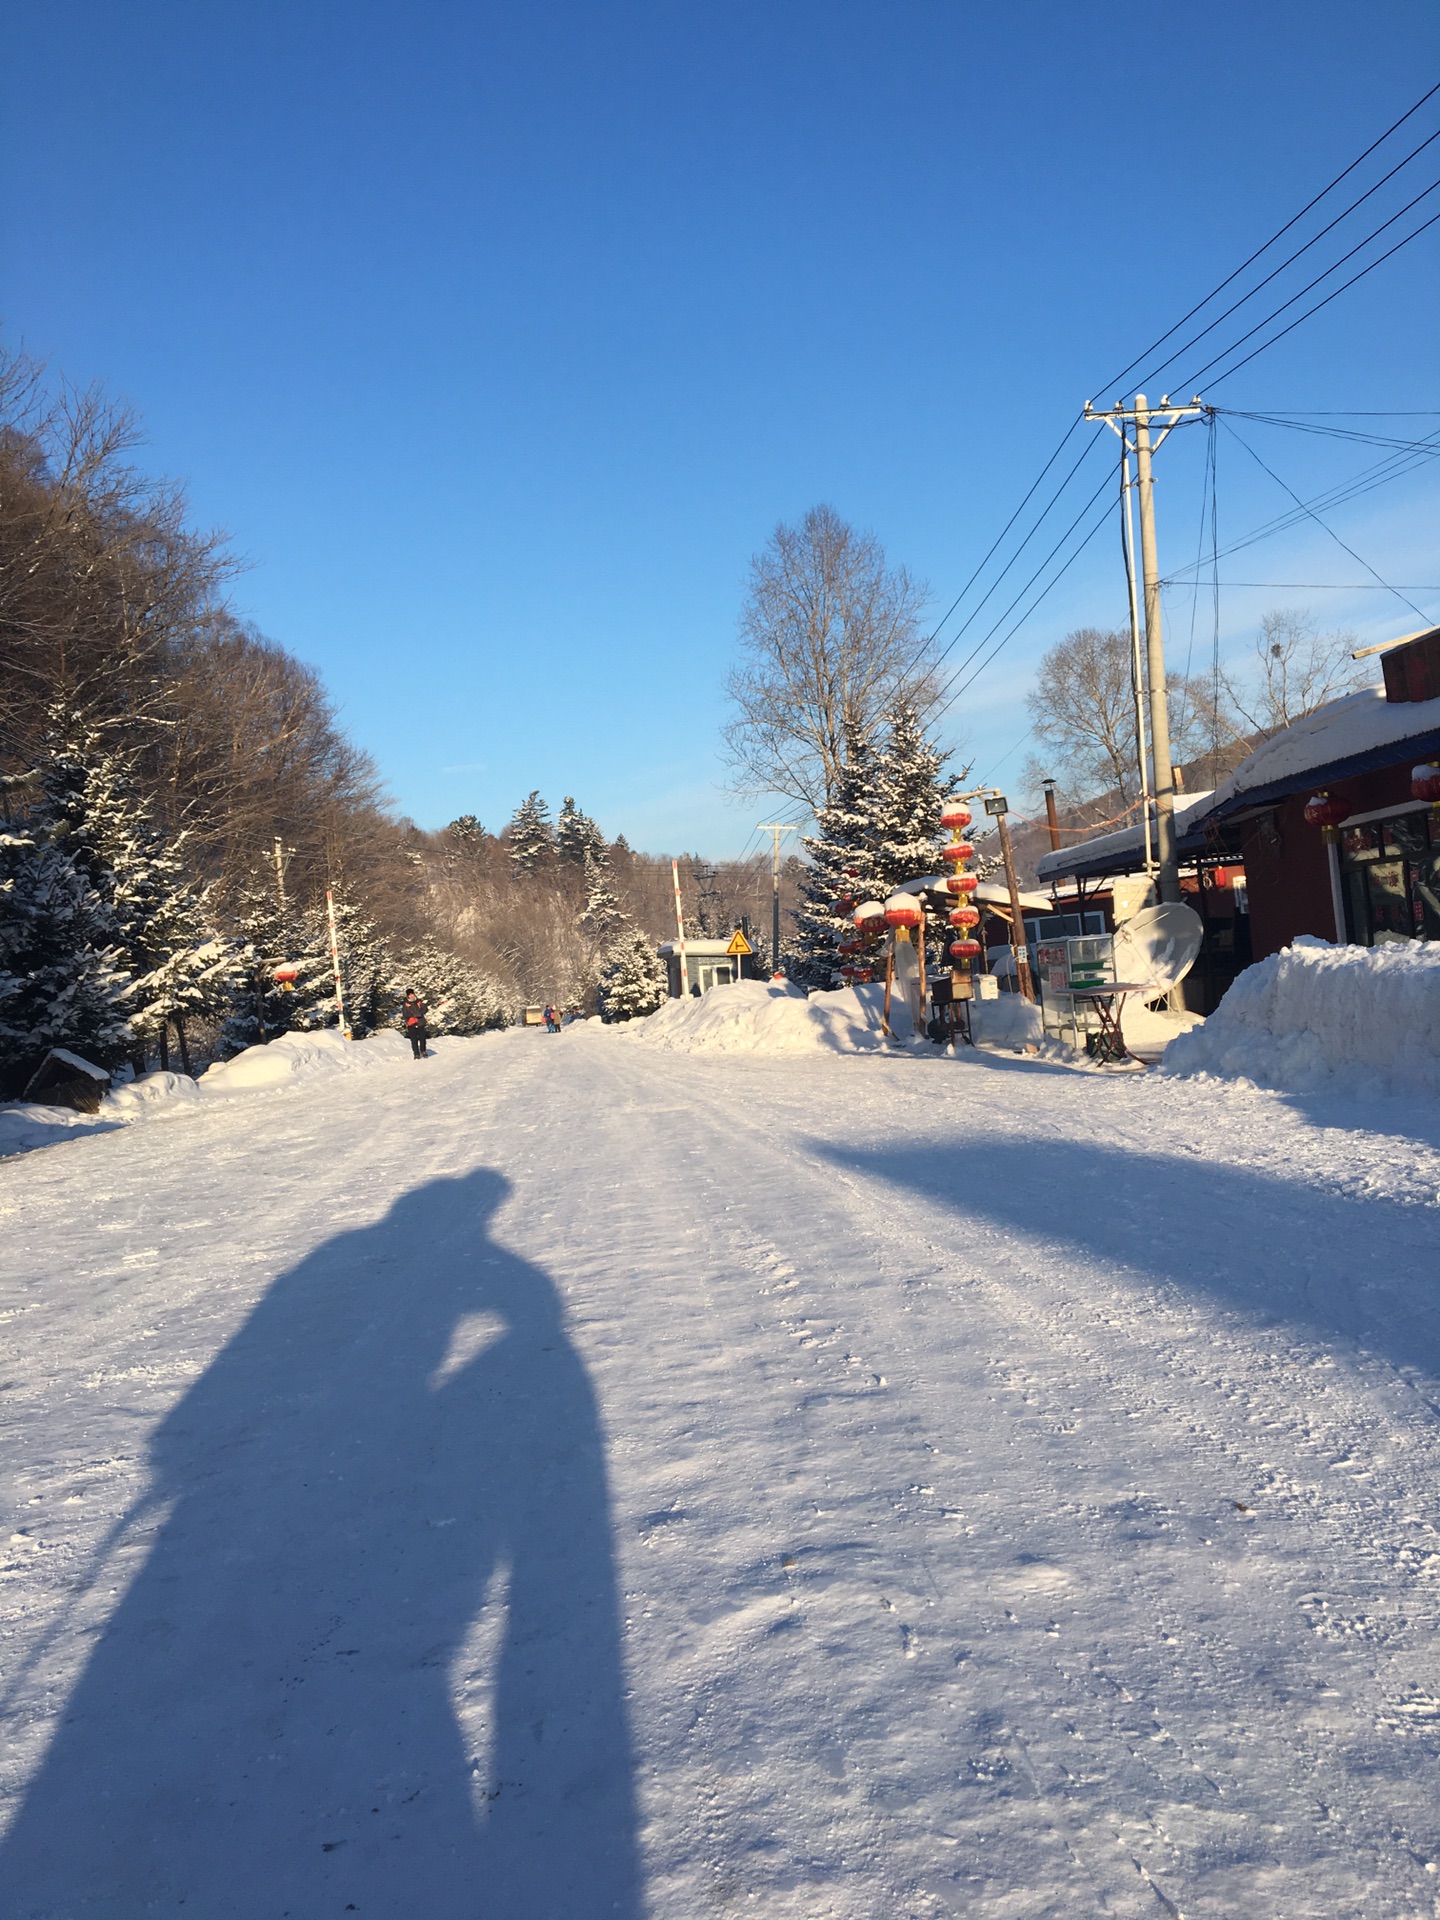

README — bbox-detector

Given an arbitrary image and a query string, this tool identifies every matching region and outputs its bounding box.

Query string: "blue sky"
[4,3,1438,854]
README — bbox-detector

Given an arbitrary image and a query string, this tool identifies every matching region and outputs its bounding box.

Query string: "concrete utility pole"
[670,859,689,997]
[757,823,797,976]
[1085,393,1206,905]
[984,795,1034,1002]
[1119,439,1154,875]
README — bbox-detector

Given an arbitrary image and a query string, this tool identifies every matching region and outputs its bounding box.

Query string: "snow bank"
[624,980,894,1054]
[0,1102,118,1158]
[201,1028,413,1092]
[1163,937,1440,1096]
[2,1030,448,1158]
[621,979,1046,1056]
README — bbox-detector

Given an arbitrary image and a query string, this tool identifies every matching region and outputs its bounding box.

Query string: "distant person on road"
[543,1005,559,1035]
[401,989,429,1059]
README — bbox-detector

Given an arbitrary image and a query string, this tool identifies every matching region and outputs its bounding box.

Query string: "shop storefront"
[1339,803,1440,945]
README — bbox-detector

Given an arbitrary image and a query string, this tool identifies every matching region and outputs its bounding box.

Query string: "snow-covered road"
[3,1028,1440,1918]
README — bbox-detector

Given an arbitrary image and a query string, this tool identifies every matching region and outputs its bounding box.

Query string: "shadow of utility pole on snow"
[0,1170,640,1920]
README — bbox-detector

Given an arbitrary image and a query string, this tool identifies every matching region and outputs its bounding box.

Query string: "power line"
[1134,128,1440,394]
[1094,78,1440,396]
[1217,416,1430,619]
[1182,204,1440,391]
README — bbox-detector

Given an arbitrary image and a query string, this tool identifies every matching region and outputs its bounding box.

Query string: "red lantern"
[946,873,979,895]
[883,895,923,930]
[1412,763,1440,803]
[940,801,972,832]
[853,901,885,933]
[948,939,982,960]
[272,962,301,988]
[1303,791,1350,830]
[833,896,856,917]
[940,840,976,864]
[948,905,980,929]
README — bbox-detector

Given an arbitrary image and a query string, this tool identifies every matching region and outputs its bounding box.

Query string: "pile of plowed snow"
[1162,936,1440,1096]
[619,979,1044,1055]
[1,1030,460,1157]
[623,980,892,1053]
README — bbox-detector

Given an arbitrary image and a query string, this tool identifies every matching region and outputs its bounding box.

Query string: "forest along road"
[2,1026,1439,1920]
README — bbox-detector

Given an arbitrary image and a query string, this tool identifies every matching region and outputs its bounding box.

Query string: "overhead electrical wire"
[1092,77,1440,397]
[914,83,1440,723]
[1216,416,1431,620]
[1173,182,1440,391]
[1123,126,1440,396]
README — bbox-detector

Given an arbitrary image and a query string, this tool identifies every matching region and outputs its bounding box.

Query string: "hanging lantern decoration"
[1412,762,1440,808]
[272,962,301,991]
[883,892,923,932]
[853,900,886,936]
[938,794,982,1013]
[833,894,857,917]
[1303,791,1350,840]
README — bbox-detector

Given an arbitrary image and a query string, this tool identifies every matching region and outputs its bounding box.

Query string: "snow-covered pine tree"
[34,710,236,1074]
[503,791,555,877]
[556,796,605,868]
[0,816,131,1096]
[395,943,509,1035]
[872,701,947,894]
[790,723,886,990]
[219,879,332,1052]
[577,852,626,947]
[596,926,667,1022]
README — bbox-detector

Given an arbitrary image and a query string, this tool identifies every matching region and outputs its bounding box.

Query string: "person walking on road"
[543,1005,559,1035]
[401,988,429,1059]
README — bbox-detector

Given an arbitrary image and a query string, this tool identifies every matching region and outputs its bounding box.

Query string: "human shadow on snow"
[817,1136,1440,1388]
[0,1169,640,1919]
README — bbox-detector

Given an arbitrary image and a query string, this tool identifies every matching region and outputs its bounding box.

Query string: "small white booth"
[659,939,741,998]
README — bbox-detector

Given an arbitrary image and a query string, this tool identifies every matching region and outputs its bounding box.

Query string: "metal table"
[1066,983,1154,1064]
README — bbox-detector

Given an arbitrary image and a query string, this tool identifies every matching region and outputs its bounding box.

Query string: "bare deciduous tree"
[723,504,933,816]
[1219,607,1364,736]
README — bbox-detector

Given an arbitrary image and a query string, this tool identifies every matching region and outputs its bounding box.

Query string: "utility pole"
[983,794,1034,1002]
[272,835,289,910]
[1085,392,1207,905]
[670,859,689,997]
[757,823,797,977]
[1119,439,1154,875]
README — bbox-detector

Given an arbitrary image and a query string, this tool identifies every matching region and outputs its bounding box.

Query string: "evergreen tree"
[503,791,555,876]
[34,709,236,1074]
[446,814,485,848]
[872,701,947,893]
[0,820,132,1095]
[596,926,667,1022]
[577,852,626,947]
[219,880,331,1052]
[790,723,886,990]
[396,943,509,1035]
[556,796,605,868]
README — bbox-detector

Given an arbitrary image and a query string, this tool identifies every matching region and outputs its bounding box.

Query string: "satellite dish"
[1111,902,1204,993]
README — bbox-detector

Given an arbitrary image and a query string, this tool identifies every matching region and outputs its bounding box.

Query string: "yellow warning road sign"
[726,929,753,956]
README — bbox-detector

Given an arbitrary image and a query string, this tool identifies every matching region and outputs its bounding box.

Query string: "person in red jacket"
[401,989,429,1059]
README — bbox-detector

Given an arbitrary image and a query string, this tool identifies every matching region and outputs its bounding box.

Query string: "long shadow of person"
[1,1169,641,1919]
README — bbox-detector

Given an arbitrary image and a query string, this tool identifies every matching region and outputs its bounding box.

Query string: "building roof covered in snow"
[1200,682,1440,819]
[1035,791,1217,884]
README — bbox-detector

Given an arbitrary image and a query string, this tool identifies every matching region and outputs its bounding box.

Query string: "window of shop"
[1340,807,1440,944]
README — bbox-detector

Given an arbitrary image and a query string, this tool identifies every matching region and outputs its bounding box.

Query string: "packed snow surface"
[1165,936,1440,1095]
[3,1022,1440,1917]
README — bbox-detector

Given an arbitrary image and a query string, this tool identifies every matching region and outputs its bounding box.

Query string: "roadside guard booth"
[658,937,746,998]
